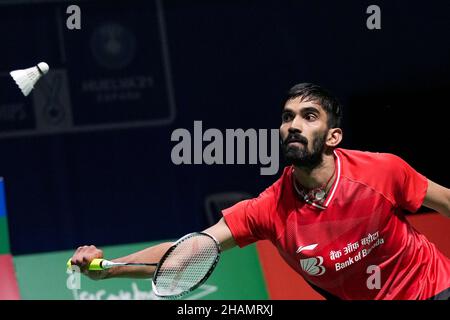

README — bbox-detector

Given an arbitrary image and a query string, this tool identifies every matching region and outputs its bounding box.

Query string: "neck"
[293,151,336,191]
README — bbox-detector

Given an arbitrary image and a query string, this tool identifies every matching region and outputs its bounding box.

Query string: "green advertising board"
[0,178,10,255]
[0,217,9,255]
[14,241,268,300]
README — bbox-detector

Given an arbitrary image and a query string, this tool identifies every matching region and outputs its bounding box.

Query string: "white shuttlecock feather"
[10,62,50,96]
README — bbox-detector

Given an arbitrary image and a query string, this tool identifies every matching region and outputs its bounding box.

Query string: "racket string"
[154,234,219,296]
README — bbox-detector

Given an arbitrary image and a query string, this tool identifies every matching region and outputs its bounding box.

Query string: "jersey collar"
[292,149,342,210]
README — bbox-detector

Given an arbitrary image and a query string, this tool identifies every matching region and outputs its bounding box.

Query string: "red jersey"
[223,148,450,299]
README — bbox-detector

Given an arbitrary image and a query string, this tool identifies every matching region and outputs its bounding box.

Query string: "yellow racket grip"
[66,258,105,271]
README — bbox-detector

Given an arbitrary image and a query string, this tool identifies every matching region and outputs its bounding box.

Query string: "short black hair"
[284,83,343,129]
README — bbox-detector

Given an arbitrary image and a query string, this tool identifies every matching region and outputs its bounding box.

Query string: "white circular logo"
[91,23,136,70]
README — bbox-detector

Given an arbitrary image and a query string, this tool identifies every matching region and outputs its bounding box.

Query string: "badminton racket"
[67,232,221,299]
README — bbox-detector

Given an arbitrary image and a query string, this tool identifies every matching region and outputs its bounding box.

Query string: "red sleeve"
[385,154,428,212]
[222,178,282,248]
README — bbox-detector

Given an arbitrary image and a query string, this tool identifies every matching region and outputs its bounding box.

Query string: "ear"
[326,128,343,147]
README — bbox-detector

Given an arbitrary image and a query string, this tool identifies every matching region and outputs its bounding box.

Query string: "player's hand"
[70,245,108,280]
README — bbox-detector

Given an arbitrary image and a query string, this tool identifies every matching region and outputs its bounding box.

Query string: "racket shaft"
[67,258,157,271]
[98,260,157,269]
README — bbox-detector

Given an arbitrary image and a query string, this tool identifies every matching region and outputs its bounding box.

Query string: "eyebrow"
[300,106,321,115]
[282,104,323,116]
[281,108,294,114]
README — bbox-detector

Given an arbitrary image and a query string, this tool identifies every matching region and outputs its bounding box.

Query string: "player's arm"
[69,218,237,280]
[422,179,450,218]
[107,217,236,278]
[70,242,173,280]
[203,217,237,251]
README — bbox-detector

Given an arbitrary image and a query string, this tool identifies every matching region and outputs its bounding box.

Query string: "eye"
[282,112,293,122]
[304,113,318,121]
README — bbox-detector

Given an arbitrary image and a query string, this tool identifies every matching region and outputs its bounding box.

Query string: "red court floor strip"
[0,254,20,300]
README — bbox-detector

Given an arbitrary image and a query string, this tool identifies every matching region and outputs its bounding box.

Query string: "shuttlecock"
[9,62,50,96]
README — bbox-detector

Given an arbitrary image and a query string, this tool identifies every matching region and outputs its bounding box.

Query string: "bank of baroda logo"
[296,244,326,276]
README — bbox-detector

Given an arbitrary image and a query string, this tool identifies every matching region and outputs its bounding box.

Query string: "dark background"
[0,0,448,255]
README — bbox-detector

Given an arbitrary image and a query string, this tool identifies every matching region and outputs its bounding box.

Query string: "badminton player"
[70,83,450,300]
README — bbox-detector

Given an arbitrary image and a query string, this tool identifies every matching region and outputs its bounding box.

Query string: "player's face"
[280,97,329,169]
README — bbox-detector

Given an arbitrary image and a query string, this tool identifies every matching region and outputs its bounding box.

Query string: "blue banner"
[0,178,6,218]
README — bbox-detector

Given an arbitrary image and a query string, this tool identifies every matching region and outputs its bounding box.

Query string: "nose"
[288,115,302,133]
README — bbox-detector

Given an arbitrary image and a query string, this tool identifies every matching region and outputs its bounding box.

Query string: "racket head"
[151,232,221,299]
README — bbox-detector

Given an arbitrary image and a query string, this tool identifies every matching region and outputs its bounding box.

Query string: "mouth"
[287,141,305,147]
[286,138,307,146]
